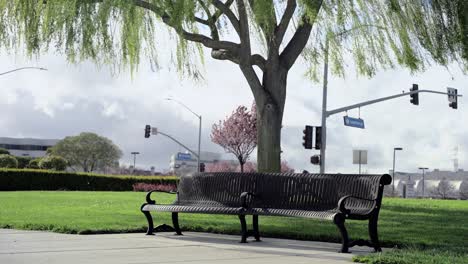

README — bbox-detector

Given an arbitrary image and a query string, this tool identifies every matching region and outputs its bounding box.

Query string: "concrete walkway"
[0,229,375,264]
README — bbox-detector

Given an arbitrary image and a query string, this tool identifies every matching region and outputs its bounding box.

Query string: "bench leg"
[172,212,183,236]
[369,215,382,252]
[334,215,350,253]
[238,215,248,243]
[142,210,154,235]
[252,215,261,241]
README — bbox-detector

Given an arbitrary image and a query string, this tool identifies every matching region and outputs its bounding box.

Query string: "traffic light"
[448,87,458,109]
[310,155,320,165]
[410,84,419,105]
[144,125,151,138]
[315,126,322,150]
[199,163,205,172]
[302,125,313,149]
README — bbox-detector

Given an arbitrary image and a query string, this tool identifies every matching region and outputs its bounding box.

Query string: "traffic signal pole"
[319,88,462,173]
[326,89,460,117]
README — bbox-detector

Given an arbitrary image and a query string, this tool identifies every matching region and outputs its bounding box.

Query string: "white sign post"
[353,150,368,174]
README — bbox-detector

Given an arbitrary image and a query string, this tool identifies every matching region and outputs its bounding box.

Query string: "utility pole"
[131,152,140,170]
[419,167,429,197]
[392,147,403,195]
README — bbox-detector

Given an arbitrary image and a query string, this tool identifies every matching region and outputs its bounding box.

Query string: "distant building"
[169,151,235,175]
[0,137,60,158]
[388,169,468,199]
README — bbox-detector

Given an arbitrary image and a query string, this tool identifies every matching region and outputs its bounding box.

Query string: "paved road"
[0,229,375,264]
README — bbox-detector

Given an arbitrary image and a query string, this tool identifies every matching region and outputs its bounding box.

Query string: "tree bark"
[255,67,287,173]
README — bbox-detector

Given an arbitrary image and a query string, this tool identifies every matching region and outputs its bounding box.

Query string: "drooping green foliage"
[0,0,465,79]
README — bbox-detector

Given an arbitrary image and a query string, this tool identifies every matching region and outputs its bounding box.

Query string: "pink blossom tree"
[205,161,238,173]
[211,104,257,172]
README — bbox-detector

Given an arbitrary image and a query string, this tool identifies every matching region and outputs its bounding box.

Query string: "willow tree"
[1,1,466,172]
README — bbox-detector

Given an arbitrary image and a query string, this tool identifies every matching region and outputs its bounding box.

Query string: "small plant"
[132,182,177,192]
[0,154,18,168]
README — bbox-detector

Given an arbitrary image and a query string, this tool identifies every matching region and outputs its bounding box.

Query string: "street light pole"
[0,67,47,76]
[165,98,202,172]
[392,147,403,195]
[418,167,429,197]
[320,39,329,174]
[131,152,140,171]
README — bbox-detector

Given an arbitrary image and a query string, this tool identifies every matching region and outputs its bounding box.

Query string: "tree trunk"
[255,68,287,173]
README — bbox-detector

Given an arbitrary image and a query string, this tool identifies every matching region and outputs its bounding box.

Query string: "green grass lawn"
[0,192,466,263]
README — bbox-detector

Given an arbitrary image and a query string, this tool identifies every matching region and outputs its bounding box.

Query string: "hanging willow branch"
[0,0,466,79]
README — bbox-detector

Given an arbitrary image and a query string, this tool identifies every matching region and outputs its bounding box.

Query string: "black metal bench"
[140,172,391,253]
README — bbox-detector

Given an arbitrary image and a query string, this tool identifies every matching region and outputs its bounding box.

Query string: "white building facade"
[0,137,60,158]
[169,151,236,175]
[388,169,468,199]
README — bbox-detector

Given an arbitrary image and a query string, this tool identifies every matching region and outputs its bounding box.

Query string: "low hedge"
[0,169,178,191]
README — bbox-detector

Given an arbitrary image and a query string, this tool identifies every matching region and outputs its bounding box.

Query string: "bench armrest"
[337,195,377,215]
[240,192,255,209]
[146,190,178,205]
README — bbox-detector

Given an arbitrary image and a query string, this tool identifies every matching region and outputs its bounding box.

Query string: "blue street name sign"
[343,116,365,129]
[177,152,192,161]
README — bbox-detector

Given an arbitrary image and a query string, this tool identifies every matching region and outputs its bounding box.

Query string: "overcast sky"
[1,42,467,174]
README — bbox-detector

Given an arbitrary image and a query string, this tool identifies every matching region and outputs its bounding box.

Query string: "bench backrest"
[176,172,391,210]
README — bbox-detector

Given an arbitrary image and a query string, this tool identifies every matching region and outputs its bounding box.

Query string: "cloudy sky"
[1,36,466,174]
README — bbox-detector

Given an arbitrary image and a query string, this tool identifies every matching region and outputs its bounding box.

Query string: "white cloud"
[0,45,467,174]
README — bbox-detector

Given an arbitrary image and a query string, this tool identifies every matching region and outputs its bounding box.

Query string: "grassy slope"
[0,192,467,263]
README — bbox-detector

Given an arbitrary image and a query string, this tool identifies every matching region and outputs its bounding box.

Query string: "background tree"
[49,132,123,172]
[16,156,34,169]
[433,178,455,199]
[1,1,466,172]
[0,148,10,155]
[38,155,68,171]
[0,154,18,168]
[205,160,238,172]
[211,104,256,172]
[27,158,41,169]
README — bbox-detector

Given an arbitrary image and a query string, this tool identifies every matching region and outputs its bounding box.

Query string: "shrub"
[0,148,10,155]
[132,182,177,192]
[0,155,18,168]
[0,169,178,191]
[16,156,33,169]
[27,158,41,169]
[39,155,67,171]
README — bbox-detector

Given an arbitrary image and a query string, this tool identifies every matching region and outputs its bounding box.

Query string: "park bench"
[140,172,391,253]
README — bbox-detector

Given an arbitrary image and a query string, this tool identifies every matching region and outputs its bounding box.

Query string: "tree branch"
[275,0,297,45]
[212,0,241,35]
[279,0,323,69]
[251,54,266,71]
[279,21,312,69]
[211,49,240,64]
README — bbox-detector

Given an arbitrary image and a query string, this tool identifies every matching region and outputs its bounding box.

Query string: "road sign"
[353,150,368,164]
[344,116,365,129]
[177,152,192,161]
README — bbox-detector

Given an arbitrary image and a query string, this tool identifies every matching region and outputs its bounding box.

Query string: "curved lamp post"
[0,67,47,76]
[165,98,202,172]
